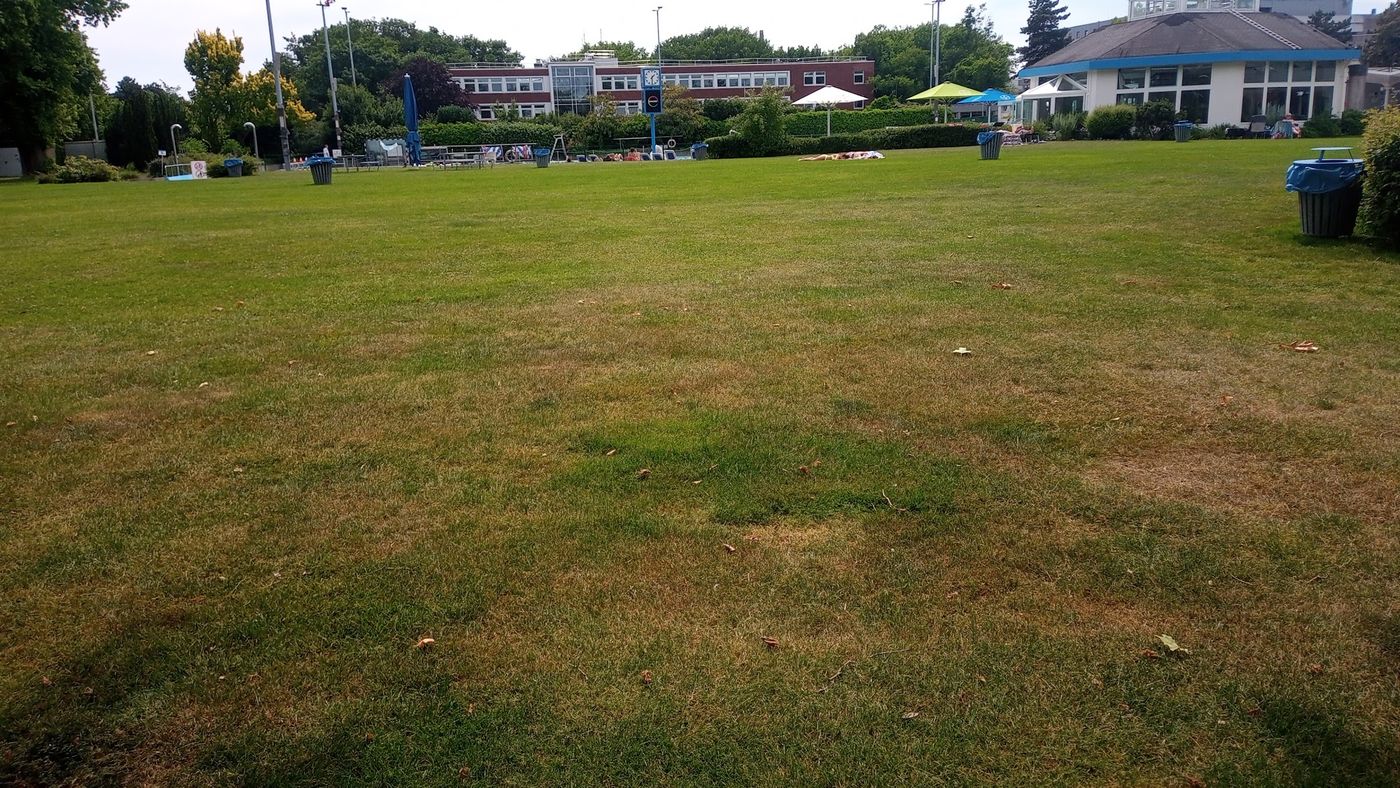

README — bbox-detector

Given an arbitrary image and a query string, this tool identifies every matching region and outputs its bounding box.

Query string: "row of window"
[476,103,551,120]
[1243,61,1338,85]
[1240,85,1335,121]
[1116,89,1212,123]
[600,74,639,91]
[454,76,547,93]
[661,71,793,89]
[1118,65,1212,91]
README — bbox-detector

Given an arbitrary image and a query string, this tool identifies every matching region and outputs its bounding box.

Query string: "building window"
[1292,61,1313,82]
[1149,67,1178,87]
[804,71,826,86]
[854,70,865,84]
[1268,62,1288,83]
[1181,64,1211,86]
[1241,87,1264,121]
[1118,68,1146,90]
[600,75,638,91]
[1116,92,1144,105]
[1244,62,1265,84]
[1148,90,1176,106]
[1266,86,1287,117]
[1313,86,1335,118]
[1314,61,1336,82]
[1179,89,1209,122]
[1289,86,1311,118]
[478,107,494,120]
[551,65,595,115]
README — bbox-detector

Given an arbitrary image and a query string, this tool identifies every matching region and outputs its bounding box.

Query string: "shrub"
[731,86,792,156]
[420,121,561,146]
[344,122,407,154]
[705,123,979,159]
[1049,111,1086,140]
[1360,106,1400,248]
[1203,123,1233,140]
[1302,114,1341,138]
[435,105,476,123]
[783,107,935,137]
[868,95,900,110]
[701,98,747,121]
[1086,105,1135,140]
[1134,100,1177,140]
[43,155,122,184]
[1340,108,1366,136]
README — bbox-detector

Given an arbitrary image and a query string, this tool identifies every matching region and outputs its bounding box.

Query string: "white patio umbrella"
[792,85,867,137]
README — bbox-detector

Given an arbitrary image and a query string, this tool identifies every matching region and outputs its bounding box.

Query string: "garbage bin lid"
[223,158,243,165]
[1310,146,1355,160]
[1286,158,1363,194]
[307,155,336,164]
[976,131,999,144]
[1174,121,1194,126]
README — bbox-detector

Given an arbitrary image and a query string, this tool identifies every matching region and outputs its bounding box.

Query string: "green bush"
[731,86,792,157]
[701,98,747,121]
[43,156,122,184]
[420,121,561,147]
[1360,106,1400,248]
[343,122,408,154]
[1049,112,1086,140]
[1086,105,1135,140]
[1302,114,1342,138]
[434,105,476,123]
[783,107,934,137]
[705,123,980,159]
[1134,100,1177,140]
[1340,108,1366,136]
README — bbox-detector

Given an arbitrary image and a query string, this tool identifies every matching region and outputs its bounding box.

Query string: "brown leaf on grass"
[975,675,987,684]
[414,637,436,651]
[640,670,653,685]
[457,766,472,780]
[1186,776,1207,788]
[40,676,51,686]
[235,300,245,307]
[761,636,780,649]
[212,306,225,312]
[900,711,920,720]
[1140,649,1161,659]
[1308,663,1324,675]
[1219,394,1234,407]
[5,421,16,428]
[798,465,810,475]
[811,459,822,467]
[721,543,736,553]
[991,282,1013,289]
[636,468,651,479]
[1282,341,1321,353]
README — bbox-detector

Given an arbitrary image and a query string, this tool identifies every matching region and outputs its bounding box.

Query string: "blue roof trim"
[1018,48,1360,78]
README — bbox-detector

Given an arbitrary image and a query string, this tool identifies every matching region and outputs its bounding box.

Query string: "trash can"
[533,147,551,168]
[307,155,335,185]
[1285,156,1365,238]
[977,131,1002,160]
[691,143,708,161]
[224,158,244,177]
[1174,121,1193,143]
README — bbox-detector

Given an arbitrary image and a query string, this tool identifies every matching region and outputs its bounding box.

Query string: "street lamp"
[170,123,182,163]
[244,122,260,163]
[653,6,663,66]
[926,0,944,87]
[317,0,344,153]
[263,0,292,169]
[343,6,357,88]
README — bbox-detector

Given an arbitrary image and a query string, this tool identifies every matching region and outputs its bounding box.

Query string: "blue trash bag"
[977,131,999,144]
[1285,159,1364,194]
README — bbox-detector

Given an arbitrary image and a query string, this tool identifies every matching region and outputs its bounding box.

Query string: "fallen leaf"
[40,676,51,686]
[1282,340,1320,353]
[414,637,436,651]
[605,448,617,456]
[1219,394,1234,407]
[5,421,15,427]
[458,766,472,780]
[975,674,987,683]
[798,465,810,475]
[212,306,225,312]
[145,350,157,356]
[198,382,210,389]
[1158,634,1191,655]
[901,711,920,720]
[636,468,651,479]
[952,347,973,356]
[1308,663,1324,675]
[991,282,1013,289]
[640,670,653,685]
[1140,649,1161,659]
[721,543,736,553]
[1186,776,1207,788]
[811,459,822,467]
[761,636,779,649]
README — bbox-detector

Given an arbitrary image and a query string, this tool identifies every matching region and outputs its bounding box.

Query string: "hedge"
[1360,105,1400,248]
[420,121,561,147]
[705,124,980,159]
[783,107,936,137]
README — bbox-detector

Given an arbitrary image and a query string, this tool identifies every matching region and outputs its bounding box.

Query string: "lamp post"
[317,0,344,153]
[652,6,662,155]
[343,6,357,88]
[170,123,182,163]
[244,122,260,163]
[926,0,944,87]
[264,0,291,169]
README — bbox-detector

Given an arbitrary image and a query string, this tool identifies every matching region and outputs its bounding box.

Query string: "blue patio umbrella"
[403,74,423,166]
[957,89,1019,123]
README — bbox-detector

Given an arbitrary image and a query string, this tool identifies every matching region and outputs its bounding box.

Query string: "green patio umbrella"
[907,81,982,122]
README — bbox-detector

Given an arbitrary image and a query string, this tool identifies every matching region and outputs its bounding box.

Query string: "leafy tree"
[660,27,774,61]
[383,56,467,117]
[184,29,246,148]
[1365,3,1400,67]
[1019,0,1070,66]
[734,85,790,155]
[0,0,124,171]
[335,83,404,127]
[656,84,707,141]
[107,77,155,166]
[146,82,190,152]
[1307,10,1352,43]
[563,41,650,61]
[853,6,1012,98]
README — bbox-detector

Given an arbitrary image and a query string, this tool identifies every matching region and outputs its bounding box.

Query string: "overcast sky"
[83,0,1150,92]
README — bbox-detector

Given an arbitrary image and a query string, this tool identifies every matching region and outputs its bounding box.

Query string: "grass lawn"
[1,139,1398,785]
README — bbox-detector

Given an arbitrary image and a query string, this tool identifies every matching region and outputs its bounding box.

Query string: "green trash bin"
[1285,155,1365,238]
[223,158,244,177]
[307,155,335,185]
[1174,121,1193,143]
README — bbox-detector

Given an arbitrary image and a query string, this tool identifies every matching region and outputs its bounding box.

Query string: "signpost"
[641,66,662,156]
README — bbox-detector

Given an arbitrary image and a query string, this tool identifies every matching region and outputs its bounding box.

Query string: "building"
[447,54,876,120]
[1018,1,1363,126]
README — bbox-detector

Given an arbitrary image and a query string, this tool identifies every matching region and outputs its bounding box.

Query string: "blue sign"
[643,88,663,114]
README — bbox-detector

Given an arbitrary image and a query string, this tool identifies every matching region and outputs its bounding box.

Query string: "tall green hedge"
[1360,106,1400,248]
[420,121,561,146]
[783,107,936,137]
[704,124,980,159]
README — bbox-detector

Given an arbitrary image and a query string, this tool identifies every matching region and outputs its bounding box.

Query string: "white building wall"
[1207,63,1247,126]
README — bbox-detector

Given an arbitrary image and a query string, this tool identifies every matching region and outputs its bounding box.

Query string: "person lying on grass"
[799,150,886,161]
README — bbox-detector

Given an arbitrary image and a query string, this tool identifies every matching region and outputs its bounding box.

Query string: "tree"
[563,40,649,61]
[1307,11,1352,44]
[1365,3,1400,67]
[1019,0,1070,66]
[184,29,245,148]
[107,77,155,167]
[734,85,790,155]
[383,56,466,116]
[659,27,774,61]
[853,7,1012,98]
[0,0,125,171]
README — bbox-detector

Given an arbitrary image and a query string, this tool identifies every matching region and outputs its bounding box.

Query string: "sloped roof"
[1025,12,1355,71]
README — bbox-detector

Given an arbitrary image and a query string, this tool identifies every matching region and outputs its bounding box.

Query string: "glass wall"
[1239,60,1342,121]
[550,65,595,115]
[1116,64,1210,121]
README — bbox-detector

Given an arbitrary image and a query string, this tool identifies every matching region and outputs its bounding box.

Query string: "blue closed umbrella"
[403,74,422,166]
